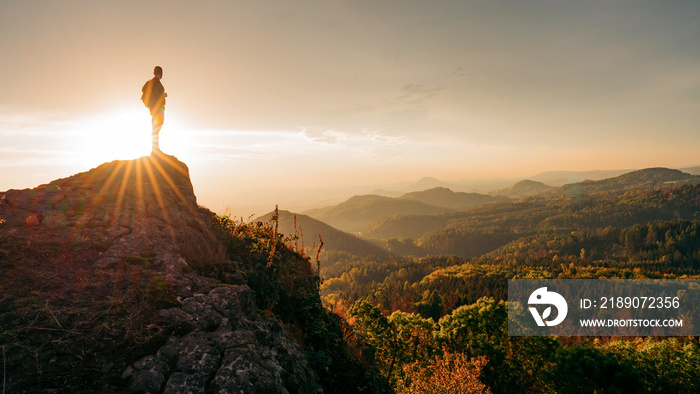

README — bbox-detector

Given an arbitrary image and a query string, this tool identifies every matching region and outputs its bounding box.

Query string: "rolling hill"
[528,169,634,186]
[304,194,449,233]
[558,167,700,196]
[365,212,454,240]
[405,176,457,192]
[256,209,393,260]
[364,167,700,250]
[490,179,556,197]
[304,187,504,233]
[399,187,504,209]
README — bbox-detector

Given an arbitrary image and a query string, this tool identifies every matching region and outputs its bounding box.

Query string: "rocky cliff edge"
[0,153,321,393]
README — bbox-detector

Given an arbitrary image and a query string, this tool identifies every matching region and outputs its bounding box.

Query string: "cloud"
[299,127,406,161]
[301,127,403,147]
[0,147,75,167]
[0,109,78,136]
[319,104,375,118]
[375,75,452,135]
[394,83,445,105]
[183,143,270,161]
[300,128,351,145]
[366,131,405,145]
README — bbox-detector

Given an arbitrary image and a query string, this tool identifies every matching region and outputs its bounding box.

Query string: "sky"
[1,0,700,216]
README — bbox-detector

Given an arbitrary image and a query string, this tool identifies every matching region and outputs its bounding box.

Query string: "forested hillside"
[3,158,697,392]
[317,177,700,393]
[490,179,555,197]
[398,187,503,210]
[368,182,700,257]
[556,167,700,195]
[323,184,700,315]
[305,188,503,233]
[304,194,448,232]
[255,209,393,261]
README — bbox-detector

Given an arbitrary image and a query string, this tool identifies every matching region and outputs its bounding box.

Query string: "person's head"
[154,66,163,79]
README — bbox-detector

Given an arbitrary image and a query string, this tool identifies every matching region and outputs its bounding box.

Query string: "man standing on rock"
[141,66,167,154]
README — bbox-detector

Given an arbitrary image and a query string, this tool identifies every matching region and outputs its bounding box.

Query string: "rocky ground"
[0,153,321,393]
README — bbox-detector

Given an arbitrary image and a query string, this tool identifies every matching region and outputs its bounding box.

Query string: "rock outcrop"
[124,284,319,393]
[0,153,321,393]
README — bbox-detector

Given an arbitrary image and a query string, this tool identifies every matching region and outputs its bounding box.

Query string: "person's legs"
[151,106,165,154]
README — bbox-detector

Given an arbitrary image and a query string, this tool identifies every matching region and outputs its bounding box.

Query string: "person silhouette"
[141,66,167,154]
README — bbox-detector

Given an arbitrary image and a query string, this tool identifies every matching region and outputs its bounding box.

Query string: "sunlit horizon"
[3,105,698,219]
[2,1,699,217]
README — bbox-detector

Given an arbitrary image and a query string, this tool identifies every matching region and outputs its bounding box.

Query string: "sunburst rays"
[87,151,215,260]
[58,151,201,260]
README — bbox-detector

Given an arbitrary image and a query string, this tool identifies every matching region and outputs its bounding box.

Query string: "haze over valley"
[257,167,700,254]
[236,165,700,223]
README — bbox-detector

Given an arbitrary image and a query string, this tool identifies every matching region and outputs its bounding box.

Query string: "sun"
[74,106,194,168]
[74,107,150,167]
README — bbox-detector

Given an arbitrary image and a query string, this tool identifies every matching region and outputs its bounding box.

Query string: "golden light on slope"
[86,150,199,253]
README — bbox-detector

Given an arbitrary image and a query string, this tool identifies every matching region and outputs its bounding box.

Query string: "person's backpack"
[141,79,153,109]
[141,78,165,109]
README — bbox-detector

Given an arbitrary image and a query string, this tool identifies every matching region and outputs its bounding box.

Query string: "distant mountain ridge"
[369,188,405,198]
[491,180,555,197]
[406,177,456,192]
[304,188,501,233]
[304,194,449,233]
[399,187,503,209]
[224,165,700,218]
[255,209,392,259]
[306,167,700,236]
[528,169,634,187]
[364,167,700,243]
[558,167,700,195]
